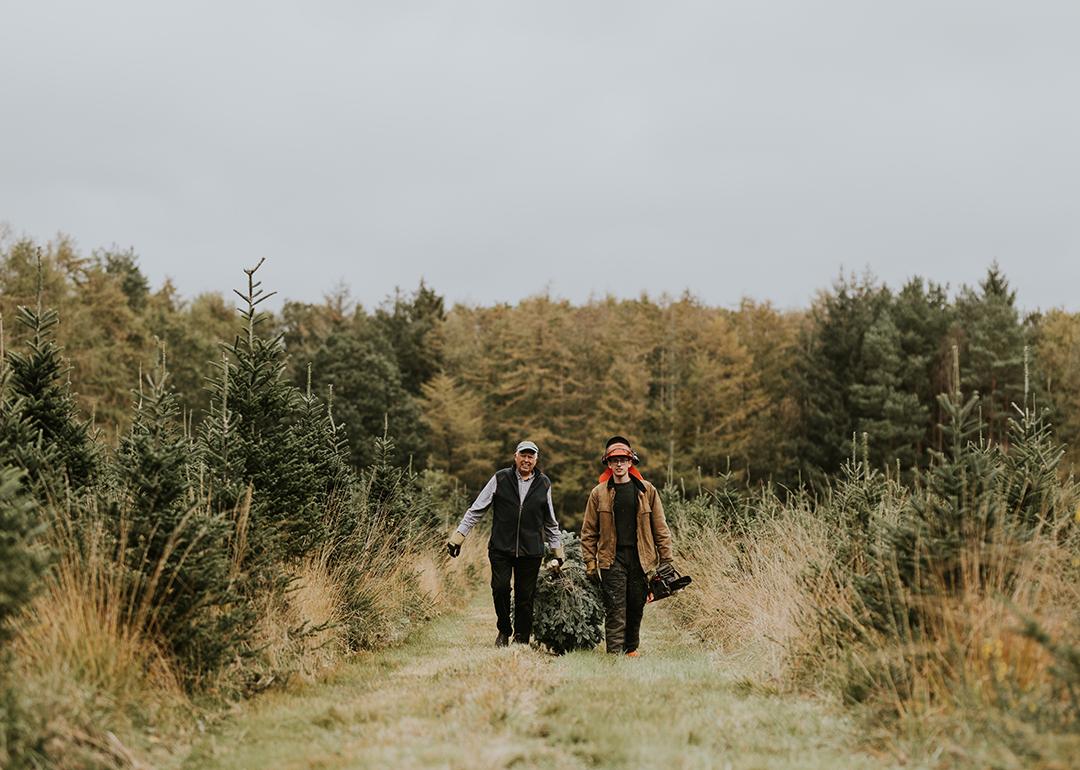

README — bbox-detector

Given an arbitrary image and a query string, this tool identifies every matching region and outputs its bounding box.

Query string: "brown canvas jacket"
[580,476,673,576]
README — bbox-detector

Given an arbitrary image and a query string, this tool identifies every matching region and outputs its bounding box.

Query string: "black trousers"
[600,546,649,654]
[489,549,542,643]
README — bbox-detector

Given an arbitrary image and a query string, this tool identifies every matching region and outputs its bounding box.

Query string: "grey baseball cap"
[515,440,539,455]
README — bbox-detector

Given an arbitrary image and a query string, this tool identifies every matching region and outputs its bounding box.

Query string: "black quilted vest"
[488,467,551,557]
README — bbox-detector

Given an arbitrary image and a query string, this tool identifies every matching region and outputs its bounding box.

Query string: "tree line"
[3,233,1080,526]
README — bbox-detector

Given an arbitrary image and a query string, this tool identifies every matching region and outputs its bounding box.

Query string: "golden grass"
[673,509,837,682]
[674,500,1080,767]
[8,514,189,769]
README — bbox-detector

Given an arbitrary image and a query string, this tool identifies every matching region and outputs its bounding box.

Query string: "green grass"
[179,592,899,770]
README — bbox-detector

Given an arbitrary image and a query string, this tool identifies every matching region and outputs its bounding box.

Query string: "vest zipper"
[515,500,522,556]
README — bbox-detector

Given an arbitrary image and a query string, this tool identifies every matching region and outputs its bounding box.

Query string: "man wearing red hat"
[580,436,675,656]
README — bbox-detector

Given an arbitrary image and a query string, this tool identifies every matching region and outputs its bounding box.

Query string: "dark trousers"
[600,546,649,654]
[489,549,542,643]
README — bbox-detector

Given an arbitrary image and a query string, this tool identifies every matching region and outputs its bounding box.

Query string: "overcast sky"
[2,1,1078,312]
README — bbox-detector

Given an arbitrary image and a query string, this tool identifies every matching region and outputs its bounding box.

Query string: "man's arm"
[450,474,498,543]
[580,488,600,574]
[543,485,564,559]
[649,486,674,563]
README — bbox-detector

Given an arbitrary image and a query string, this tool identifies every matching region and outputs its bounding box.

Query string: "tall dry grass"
[670,485,1080,767]
[8,510,189,769]
[671,504,839,682]
[5,496,487,768]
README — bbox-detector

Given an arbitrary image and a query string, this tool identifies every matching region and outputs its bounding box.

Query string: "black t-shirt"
[613,481,638,548]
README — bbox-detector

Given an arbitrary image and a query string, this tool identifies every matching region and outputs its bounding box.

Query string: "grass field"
[179,590,896,770]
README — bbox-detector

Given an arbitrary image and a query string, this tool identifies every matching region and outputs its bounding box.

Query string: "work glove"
[447,530,465,558]
[586,569,600,586]
[545,546,566,572]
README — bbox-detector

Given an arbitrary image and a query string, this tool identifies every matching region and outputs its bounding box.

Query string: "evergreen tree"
[954,264,1026,446]
[0,465,43,647]
[101,247,150,311]
[859,351,1001,635]
[998,351,1065,530]
[6,303,98,497]
[308,321,425,470]
[792,274,888,482]
[199,260,321,562]
[116,350,248,679]
[373,281,446,395]
[848,308,926,472]
[890,277,953,457]
[290,367,354,530]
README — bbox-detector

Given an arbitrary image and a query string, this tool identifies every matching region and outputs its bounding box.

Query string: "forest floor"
[179,590,901,770]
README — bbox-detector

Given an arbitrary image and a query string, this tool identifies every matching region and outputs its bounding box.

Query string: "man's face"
[607,455,632,481]
[515,450,537,476]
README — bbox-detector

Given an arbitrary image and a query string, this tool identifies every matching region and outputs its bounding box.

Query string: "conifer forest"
[1,233,1078,769]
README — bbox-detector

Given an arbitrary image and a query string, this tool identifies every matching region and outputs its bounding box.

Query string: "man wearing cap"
[447,440,565,647]
[581,435,675,656]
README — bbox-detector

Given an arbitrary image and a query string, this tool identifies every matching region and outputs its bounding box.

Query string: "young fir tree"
[998,350,1065,531]
[5,302,98,499]
[858,349,1001,636]
[531,531,604,654]
[117,348,249,680]
[290,369,354,542]
[199,260,321,563]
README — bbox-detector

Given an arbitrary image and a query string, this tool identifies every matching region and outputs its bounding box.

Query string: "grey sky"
[2,1,1078,312]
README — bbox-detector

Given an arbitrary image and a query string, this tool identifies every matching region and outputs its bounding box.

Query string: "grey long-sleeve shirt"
[455,469,561,551]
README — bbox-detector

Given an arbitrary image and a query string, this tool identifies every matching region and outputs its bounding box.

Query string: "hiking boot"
[624,650,640,657]
[495,632,510,647]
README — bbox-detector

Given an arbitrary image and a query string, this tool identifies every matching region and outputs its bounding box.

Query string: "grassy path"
[182,590,897,770]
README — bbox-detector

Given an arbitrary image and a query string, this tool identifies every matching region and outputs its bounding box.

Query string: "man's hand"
[586,569,600,585]
[447,531,465,558]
